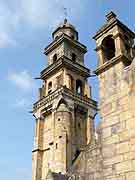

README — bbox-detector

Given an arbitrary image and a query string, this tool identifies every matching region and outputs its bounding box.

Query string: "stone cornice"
[93,18,135,40]
[44,33,87,55]
[33,86,97,113]
[94,54,131,75]
[32,147,50,153]
[40,56,90,79]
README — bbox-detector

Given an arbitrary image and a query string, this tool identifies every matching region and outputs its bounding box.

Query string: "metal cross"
[63,7,68,19]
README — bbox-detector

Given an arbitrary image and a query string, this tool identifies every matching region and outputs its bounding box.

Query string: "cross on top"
[63,7,68,19]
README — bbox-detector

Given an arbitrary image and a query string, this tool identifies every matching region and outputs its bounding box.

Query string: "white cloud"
[8,70,36,92]
[0,0,86,48]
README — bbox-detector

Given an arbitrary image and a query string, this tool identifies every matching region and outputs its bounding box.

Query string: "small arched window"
[76,79,83,94]
[72,53,76,63]
[53,54,57,63]
[102,35,115,62]
[124,35,131,57]
[71,35,75,40]
[55,36,59,40]
[48,81,52,94]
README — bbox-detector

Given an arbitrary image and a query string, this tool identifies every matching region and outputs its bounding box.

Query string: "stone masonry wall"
[69,140,103,180]
[69,59,135,180]
[98,60,135,180]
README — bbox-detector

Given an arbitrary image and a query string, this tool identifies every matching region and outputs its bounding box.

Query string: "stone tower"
[94,12,135,179]
[32,19,97,180]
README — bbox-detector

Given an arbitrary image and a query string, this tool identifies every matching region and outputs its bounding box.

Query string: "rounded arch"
[48,81,52,94]
[102,35,115,62]
[71,53,76,63]
[53,53,57,63]
[76,79,83,94]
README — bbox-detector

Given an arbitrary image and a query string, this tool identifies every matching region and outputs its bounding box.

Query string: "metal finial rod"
[63,7,68,19]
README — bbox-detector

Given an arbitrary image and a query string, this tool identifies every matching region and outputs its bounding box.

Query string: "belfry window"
[53,54,57,63]
[71,35,75,40]
[48,81,52,94]
[102,35,115,62]
[76,79,83,94]
[72,53,76,63]
[55,36,59,40]
[124,35,131,57]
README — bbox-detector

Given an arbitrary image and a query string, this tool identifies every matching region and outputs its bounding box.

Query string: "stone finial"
[106,11,117,22]
[64,18,68,24]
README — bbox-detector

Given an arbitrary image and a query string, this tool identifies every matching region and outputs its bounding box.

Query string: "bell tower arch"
[94,11,135,180]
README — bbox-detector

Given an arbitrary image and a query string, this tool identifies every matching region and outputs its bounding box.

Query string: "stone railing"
[33,86,97,111]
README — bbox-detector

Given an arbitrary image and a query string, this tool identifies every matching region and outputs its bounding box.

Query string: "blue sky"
[0,0,135,179]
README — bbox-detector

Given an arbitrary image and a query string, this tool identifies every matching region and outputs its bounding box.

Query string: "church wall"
[99,61,135,179]
[42,148,52,180]
[64,42,84,65]
[54,111,72,173]
[43,113,54,149]
[74,110,87,148]
[32,151,43,180]
[69,143,103,180]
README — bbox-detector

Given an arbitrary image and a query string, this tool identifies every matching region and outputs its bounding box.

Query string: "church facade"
[32,12,135,180]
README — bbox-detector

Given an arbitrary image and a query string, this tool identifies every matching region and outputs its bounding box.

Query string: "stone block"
[102,144,116,158]
[103,155,123,166]
[101,103,112,116]
[101,115,120,128]
[119,130,129,142]
[120,111,132,121]
[102,127,112,139]
[115,161,133,173]
[116,142,130,154]
[104,135,120,145]
[123,152,135,161]
[126,172,135,180]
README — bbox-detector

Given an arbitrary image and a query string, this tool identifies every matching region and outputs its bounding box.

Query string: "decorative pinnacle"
[106,11,117,22]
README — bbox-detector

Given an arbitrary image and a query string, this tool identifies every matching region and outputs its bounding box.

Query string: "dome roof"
[52,19,78,40]
[57,18,76,30]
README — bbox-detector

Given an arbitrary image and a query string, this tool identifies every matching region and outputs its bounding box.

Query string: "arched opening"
[76,79,83,94]
[71,35,75,40]
[55,36,59,40]
[72,53,76,63]
[53,54,57,63]
[48,81,52,94]
[102,35,115,62]
[124,35,131,58]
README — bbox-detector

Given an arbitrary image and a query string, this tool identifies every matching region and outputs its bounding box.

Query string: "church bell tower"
[94,12,135,180]
[32,19,97,180]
